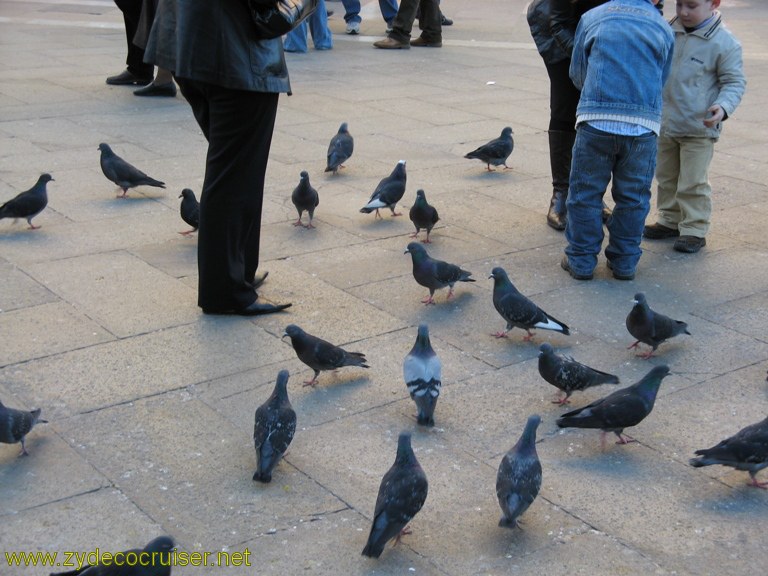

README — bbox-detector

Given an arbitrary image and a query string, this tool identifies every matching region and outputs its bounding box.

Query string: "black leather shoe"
[106,69,153,86]
[203,300,291,316]
[134,82,177,97]
[246,271,269,290]
[643,223,680,239]
[606,260,635,281]
[440,14,453,26]
[560,256,593,280]
[410,36,442,47]
[673,235,706,253]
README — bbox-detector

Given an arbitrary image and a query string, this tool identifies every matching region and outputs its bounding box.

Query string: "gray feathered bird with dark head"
[325,122,354,174]
[496,414,542,528]
[556,365,670,449]
[403,324,442,426]
[626,292,690,359]
[49,535,175,576]
[360,160,406,218]
[98,143,165,198]
[404,242,474,304]
[0,173,53,230]
[0,400,48,456]
[464,126,514,171]
[282,324,369,387]
[408,189,439,243]
[291,170,319,228]
[178,188,199,236]
[253,369,297,483]
[538,343,620,405]
[489,267,569,341]
[362,432,428,558]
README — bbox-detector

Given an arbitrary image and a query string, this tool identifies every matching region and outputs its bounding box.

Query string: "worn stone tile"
[0,258,58,313]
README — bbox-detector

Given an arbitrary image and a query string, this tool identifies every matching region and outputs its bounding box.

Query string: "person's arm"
[705,41,746,127]
[549,0,578,57]
[568,18,587,90]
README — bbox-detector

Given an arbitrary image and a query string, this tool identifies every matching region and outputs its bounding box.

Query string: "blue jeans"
[341,0,399,24]
[565,123,657,277]
[284,0,333,52]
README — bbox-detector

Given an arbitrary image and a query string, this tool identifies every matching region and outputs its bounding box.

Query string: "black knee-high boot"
[547,130,575,231]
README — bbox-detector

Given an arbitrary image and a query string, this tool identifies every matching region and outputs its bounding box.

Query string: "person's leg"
[653,134,682,230]
[390,0,419,41]
[415,0,441,43]
[675,137,715,239]
[378,0,399,25]
[284,21,309,53]
[341,0,362,23]
[113,0,153,79]
[308,0,333,50]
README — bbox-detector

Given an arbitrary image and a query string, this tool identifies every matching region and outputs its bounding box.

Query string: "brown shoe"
[410,36,442,48]
[373,37,410,49]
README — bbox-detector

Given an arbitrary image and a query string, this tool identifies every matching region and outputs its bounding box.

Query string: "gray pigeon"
[556,365,670,448]
[0,400,48,456]
[282,324,369,387]
[360,160,407,218]
[291,170,319,228]
[538,342,620,405]
[404,242,475,304]
[362,432,429,558]
[496,414,542,528]
[626,293,690,358]
[403,324,442,426]
[690,416,768,489]
[49,535,175,576]
[325,122,354,174]
[98,143,166,198]
[464,127,514,171]
[489,267,569,340]
[253,369,297,483]
[178,188,199,236]
[0,173,53,230]
[408,189,440,243]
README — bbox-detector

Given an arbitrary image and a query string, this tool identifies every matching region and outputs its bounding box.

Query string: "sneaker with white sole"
[346,21,360,35]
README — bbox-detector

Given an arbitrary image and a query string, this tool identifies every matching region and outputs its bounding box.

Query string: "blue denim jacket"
[570,0,674,134]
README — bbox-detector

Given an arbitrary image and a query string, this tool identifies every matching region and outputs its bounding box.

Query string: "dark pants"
[545,59,580,133]
[114,0,153,77]
[390,0,441,43]
[176,79,279,312]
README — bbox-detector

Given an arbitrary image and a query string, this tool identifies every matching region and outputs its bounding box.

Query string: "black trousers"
[545,59,581,133]
[391,0,441,43]
[114,0,153,77]
[176,79,279,311]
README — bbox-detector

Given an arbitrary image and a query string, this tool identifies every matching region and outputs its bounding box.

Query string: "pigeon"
[626,292,691,359]
[496,415,542,528]
[291,170,319,228]
[325,122,354,174]
[489,267,569,340]
[282,324,369,387]
[361,432,429,558]
[404,242,475,304]
[464,126,514,171]
[360,160,407,218]
[538,343,620,405]
[556,365,670,448]
[403,324,442,426]
[0,400,48,456]
[178,188,199,236]
[690,416,768,489]
[98,143,166,198]
[408,189,439,243]
[0,173,53,230]
[253,369,297,483]
[49,535,175,576]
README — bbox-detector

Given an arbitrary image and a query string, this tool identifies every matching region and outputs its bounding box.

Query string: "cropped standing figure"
[145,0,292,315]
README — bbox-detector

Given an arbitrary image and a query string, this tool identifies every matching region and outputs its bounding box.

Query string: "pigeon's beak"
[178,193,183,198]
[281,333,288,340]
[488,273,495,279]
[403,248,410,254]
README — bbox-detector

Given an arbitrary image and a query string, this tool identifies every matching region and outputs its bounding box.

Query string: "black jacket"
[528,0,607,65]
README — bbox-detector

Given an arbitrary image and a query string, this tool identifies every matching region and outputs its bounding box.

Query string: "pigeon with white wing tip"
[464,126,514,171]
[360,160,406,218]
[489,267,569,340]
[98,143,165,198]
[325,122,354,175]
[0,173,53,230]
[403,324,442,426]
[408,189,440,243]
[404,242,475,304]
[538,343,620,405]
[496,414,542,528]
[626,292,690,359]
[49,535,175,576]
[178,188,199,236]
[291,171,319,228]
[253,369,297,483]
[0,400,48,456]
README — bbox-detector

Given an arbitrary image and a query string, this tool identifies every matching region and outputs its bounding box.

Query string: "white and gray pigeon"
[404,242,475,304]
[178,188,199,236]
[49,535,175,576]
[360,160,406,218]
[0,173,53,230]
[253,369,297,483]
[325,122,354,174]
[626,292,690,358]
[538,342,620,405]
[690,416,768,489]
[291,170,319,228]
[464,126,514,171]
[496,414,542,528]
[98,143,166,198]
[408,189,439,243]
[0,400,48,456]
[403,324,442,426]
[282,324,369,387]
[489,267,569,341]
[362,432,429,558]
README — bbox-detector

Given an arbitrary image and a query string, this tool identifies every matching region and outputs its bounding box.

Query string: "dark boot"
[547,130,575,231]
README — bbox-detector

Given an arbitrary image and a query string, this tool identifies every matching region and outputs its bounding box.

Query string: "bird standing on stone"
[325,122,354,174]
[538,343,620,405]
[0,400,48,456]
[556,365,670,449]
[690,416,768,489]
[291,171,319,228]
[49,535,175,576]
[408,189,440,243]
[626,293,690,359]
[362,432,429,559]
[253,369,297,483]
[464,126,514,171]
[403,324,442,426]
[489,267,569,340]
[98,143,166,198]
[404,242,474,304]
[360,160,407,218]
[496,414,542,528]
[178,188,199,236]
[0,173,53,230]
[282,324,369,387]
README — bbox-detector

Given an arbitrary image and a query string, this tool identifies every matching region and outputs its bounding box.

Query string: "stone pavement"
[1,1,767,574]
